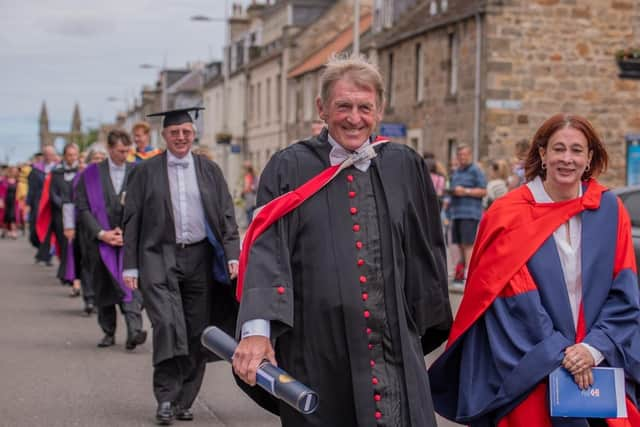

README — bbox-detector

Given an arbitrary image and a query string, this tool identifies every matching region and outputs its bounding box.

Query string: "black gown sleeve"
[122,164,145,271]
[236,151,295,339]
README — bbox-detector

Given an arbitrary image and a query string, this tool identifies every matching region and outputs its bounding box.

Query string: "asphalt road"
[0,236,461,426]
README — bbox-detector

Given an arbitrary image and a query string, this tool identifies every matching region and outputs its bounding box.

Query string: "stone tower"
[39,101,52,150]
[70,103,82,144]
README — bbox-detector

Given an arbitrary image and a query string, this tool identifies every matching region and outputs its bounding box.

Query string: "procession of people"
[2,55,639,427]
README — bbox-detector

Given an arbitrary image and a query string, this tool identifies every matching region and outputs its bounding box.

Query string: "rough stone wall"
[377,15,480,164]
[484,0,640,186]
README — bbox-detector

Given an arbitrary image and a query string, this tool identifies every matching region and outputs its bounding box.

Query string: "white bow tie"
[329,145,377,172]
[168,159,189,169]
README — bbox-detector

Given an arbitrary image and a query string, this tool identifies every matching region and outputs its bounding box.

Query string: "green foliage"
[80,128,99,152]
[615,48,640,61]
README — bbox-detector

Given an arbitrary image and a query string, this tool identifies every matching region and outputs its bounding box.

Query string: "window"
[387,53,394,107]
[276,74,282,121]
[303,75,313,121]
[249,84,254,123]
[448,31,459,96]
[288,85,296,124]
[415,43,424,102]
[257,82,262,123]
[266,78,271,123]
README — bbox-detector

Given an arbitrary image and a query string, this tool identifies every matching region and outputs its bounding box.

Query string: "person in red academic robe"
[232,55,451,427]
[429,114,640,427]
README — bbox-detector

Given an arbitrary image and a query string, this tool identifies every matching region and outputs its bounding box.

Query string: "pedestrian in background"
[507,138,530,190]
[123,107,240,425]
[485,159,509,209]
[430,113,640,425]
[27,146,57,251]
[449,144,486,288]
[241,161,257,225]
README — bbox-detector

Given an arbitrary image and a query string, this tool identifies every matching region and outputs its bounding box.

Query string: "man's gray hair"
[318,53,385,109]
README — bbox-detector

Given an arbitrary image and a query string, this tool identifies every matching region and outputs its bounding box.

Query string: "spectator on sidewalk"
[449,144,486,288]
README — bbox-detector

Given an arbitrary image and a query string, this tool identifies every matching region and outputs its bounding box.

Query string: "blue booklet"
[549,367,627,418]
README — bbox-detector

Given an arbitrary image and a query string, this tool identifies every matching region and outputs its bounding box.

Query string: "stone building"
[375,0,640,186]
[286,10,373,143]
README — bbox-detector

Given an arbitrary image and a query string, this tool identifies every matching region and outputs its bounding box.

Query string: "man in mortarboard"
[122,107,240,425]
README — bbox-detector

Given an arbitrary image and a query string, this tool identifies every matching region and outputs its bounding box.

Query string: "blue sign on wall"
[379,123,407,138]
[230,144,242,154]
[626,134,640,185]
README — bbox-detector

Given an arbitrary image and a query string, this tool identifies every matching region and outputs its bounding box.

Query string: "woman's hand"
[562,343,595,375]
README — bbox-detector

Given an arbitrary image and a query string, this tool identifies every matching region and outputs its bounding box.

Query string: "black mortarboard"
[147,107,204,128]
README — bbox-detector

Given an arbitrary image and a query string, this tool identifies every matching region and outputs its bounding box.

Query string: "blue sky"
[0,0,247,163]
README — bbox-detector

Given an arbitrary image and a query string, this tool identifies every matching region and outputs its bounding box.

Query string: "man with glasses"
[122,107,240,425]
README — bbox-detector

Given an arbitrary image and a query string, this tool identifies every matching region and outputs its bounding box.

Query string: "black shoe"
[84,303,95,316]
[156,402,174,425]
[125,330,147,350]
[97,335,115,348]
[175,406,193,421]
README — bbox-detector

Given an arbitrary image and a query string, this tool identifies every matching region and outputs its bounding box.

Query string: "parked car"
[613,186,640,275]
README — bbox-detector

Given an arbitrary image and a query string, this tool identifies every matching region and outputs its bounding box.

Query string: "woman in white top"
[430,113,640,426]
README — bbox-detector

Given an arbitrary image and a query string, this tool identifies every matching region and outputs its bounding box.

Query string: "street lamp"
[190,15,226,22]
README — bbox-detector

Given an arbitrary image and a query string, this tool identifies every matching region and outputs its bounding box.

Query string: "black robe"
[26,167,45,247]
[75,160,132,307]
[236,131,452,427]
[123,152,240,365]
[48,166,77,281]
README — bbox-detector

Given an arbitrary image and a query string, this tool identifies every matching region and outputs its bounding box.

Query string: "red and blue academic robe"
[429,179,640,427]
[35,173,59,257]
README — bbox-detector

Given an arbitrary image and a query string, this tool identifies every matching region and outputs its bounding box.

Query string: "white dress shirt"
[108,157,126,194]
[167,150,207,245]
[527,176,604,365]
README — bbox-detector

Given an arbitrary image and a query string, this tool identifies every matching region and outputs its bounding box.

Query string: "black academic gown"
[236,131,452,427]
[123,152,240,366]
[49,166,77,282]
[75,160,131,307]
[26,167,45,248]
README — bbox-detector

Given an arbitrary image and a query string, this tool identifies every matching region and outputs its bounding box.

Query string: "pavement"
[0,235,461,426]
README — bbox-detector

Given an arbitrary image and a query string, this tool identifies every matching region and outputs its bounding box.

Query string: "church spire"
[71,102,82,133]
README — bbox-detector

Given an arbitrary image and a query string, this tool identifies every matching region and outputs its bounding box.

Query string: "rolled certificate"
[201,326,319,414]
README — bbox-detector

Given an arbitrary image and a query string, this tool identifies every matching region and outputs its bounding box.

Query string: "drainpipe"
[473,12,482,162]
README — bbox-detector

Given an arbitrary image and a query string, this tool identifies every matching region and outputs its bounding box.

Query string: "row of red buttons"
[347,173,383,423]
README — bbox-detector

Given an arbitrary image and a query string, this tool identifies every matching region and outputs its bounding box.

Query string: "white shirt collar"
[108,156,125,170]
[166,150,193,165]
[527,176,583,203]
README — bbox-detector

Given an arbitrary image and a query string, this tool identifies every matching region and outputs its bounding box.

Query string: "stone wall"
[377,13,480,165]
[485,0,640,186]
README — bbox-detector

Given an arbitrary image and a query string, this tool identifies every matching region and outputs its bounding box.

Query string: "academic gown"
[26,165,45,247]
[123,152,240,366]
[75,160,132,307]
[429,180,640,427]
[236,132,452,427]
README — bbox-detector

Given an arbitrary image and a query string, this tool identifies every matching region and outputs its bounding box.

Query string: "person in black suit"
[122,108,240,425]
[75,130,146,350]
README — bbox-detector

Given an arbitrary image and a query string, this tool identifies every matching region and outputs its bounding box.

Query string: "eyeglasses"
[168,129,194,138]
